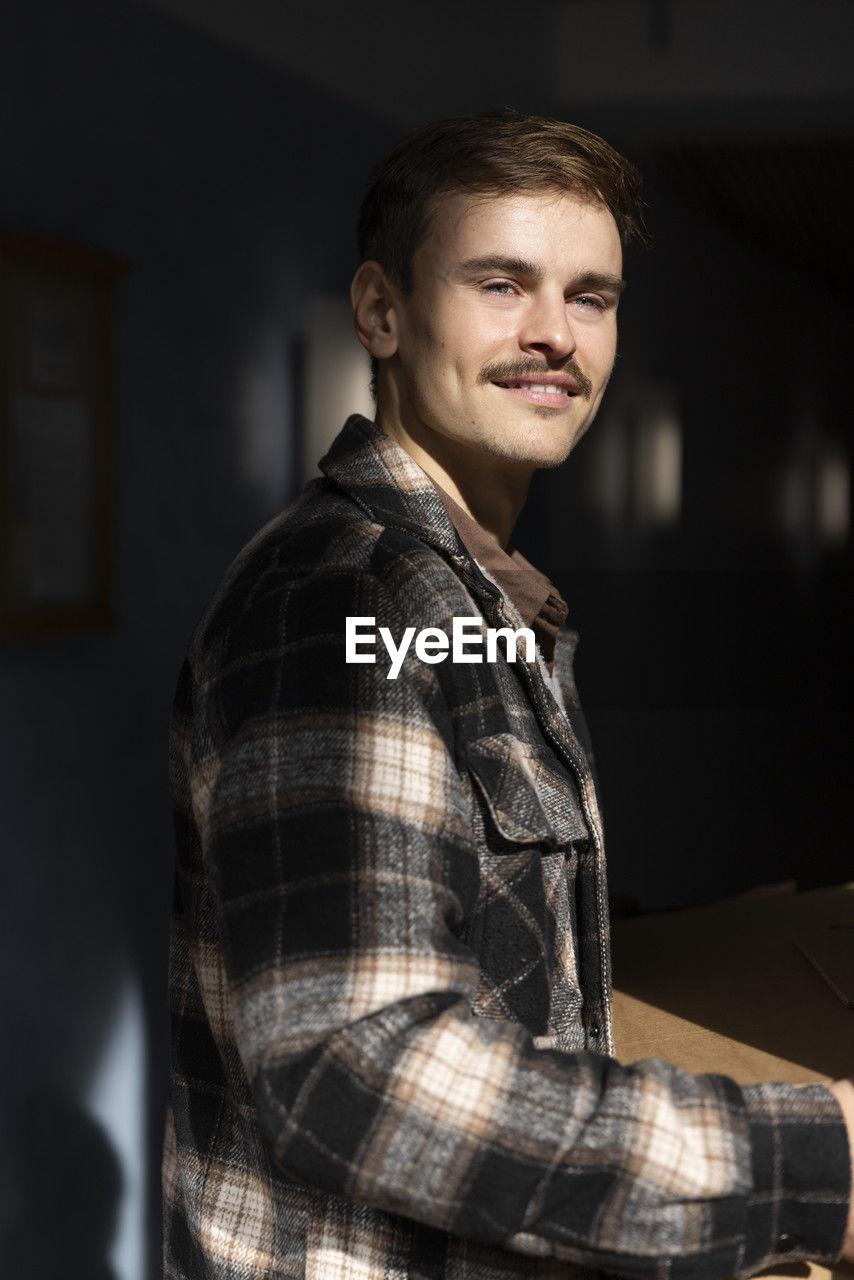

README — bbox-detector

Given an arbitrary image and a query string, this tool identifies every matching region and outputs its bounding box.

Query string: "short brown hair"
[357,107,646,293]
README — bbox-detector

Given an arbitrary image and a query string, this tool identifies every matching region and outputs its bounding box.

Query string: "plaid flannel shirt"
[163,414,850,1280]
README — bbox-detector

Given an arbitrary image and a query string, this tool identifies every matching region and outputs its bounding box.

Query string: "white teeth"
[512,382,566,394]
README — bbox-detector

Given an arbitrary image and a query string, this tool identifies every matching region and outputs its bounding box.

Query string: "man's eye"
[482,281,515,295]
[573,294,605,310]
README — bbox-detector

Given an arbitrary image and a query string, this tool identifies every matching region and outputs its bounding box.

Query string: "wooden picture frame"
[0,234,128,635]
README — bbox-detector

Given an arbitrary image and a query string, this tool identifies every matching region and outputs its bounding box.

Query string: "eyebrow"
[456,255,626,295]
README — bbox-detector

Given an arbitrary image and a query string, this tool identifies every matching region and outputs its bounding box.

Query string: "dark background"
[0,1,851,1275]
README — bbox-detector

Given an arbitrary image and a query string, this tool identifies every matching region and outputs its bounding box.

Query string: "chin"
[498,418,588,469]
[476,438,577,472]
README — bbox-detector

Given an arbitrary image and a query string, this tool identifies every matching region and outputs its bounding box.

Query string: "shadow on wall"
[1,1091,121,1280]
[0,0,400,1276]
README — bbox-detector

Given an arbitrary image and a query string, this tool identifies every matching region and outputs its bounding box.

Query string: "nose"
[517,288,576,363]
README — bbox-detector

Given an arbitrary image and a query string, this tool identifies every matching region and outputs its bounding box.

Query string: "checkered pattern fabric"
[164,415,850,1279]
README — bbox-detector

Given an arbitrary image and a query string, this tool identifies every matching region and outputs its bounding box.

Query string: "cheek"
[421,320,478,382]
[413,315,454,368]
[580,329,617,383]
[599,320,619,365]
[409,300,507,390]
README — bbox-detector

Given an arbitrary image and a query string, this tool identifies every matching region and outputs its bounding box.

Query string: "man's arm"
[830,1080,854,1259]
[179,565,851,1279]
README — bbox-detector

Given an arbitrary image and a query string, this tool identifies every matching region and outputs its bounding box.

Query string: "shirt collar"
[431,484,552,630]
[319,416,568,654]
[319,414,462,558]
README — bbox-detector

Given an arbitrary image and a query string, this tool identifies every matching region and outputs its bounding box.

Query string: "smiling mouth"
[491,379,580,408]
[493,380,575,397]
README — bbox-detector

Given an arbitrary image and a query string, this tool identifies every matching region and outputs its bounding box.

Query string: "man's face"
[381,188,624,475]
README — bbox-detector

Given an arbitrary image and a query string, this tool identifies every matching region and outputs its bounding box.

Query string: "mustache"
[477,358,593,399]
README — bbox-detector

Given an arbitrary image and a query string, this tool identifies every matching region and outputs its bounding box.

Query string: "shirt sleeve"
[184,565,851,1280]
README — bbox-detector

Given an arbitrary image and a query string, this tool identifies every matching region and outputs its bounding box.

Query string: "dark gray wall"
[0,2,393,1276]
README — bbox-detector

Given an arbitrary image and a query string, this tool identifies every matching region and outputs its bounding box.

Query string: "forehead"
[417,188,623,277]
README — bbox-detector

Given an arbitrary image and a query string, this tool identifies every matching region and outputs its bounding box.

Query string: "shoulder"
[186,479,475,681]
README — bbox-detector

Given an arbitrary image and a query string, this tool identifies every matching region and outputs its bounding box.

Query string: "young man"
[163,110,854,1280]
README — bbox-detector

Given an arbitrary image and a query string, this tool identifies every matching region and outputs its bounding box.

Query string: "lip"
[492,374,579,407]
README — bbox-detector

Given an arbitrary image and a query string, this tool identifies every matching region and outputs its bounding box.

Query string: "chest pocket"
[462,734,589,1043]
[465,733,589,852]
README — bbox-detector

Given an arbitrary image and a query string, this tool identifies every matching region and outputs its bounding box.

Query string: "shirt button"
[590,1024,601,1039]
[777,1234,796,1252]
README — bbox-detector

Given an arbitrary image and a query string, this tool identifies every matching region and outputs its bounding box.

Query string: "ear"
[350,261,399,359]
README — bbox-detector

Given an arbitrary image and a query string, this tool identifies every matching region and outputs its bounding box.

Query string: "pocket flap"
[465,734,588,849]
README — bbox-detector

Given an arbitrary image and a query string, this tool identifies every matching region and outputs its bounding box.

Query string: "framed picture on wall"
[0,234,128,635]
